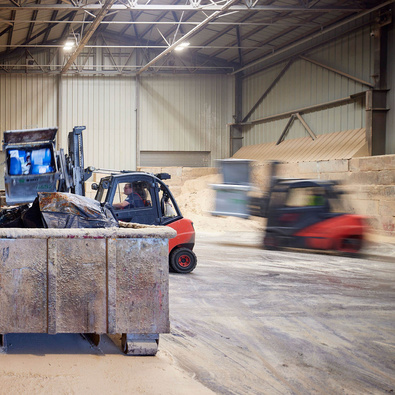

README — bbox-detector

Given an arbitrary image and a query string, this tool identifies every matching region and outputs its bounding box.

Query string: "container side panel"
[48,238,107,334]
[112,238,169,334]
[0,239,47,333]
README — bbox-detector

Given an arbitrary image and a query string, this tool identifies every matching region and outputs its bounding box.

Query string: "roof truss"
[0,0,391,75]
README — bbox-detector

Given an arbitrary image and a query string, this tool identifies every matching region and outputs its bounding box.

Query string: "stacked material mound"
[175,174,263,233]
[232,129,367,162]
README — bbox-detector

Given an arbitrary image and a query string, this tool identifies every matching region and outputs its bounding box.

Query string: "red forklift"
[92,172,197,273]
[261,177,366,254]
[213,160,367,255]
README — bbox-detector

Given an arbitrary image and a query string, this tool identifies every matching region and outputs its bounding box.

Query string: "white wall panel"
[59,76,136,171]
[242,26,372,146]
[0,75,57,134]
[139,74,233,165]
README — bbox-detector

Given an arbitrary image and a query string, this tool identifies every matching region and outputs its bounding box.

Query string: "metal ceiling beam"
[0,44,273,49]
[0,25,13,39]
[8,0,20,7]
[59,10,77,44]
[0,4,367,12]
[243,95,359,125]
[186,1,261,60]
[24,11,76,45]
[42,0,62,44]
[241,18,374,80]
[61,0,117,73]
[26,0,40,43]
[133,1,183,45]
[232,0,395,74]
[0,64,234,74]
[225,0,351,64]
[300,55,374,87]
[0,20,323,26]
[6,10,15,53]
[137,0,239,75]
[100,30,239,70]
[0,10,77,62]
[224,10,320,62]
[242,58,295,123]
[149,8,199,53]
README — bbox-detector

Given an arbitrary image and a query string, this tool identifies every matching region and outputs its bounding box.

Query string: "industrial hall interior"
[0,1,394,395]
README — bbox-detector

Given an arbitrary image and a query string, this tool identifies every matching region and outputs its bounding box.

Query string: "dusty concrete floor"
[1,231,394,394]
[164,232,395,395]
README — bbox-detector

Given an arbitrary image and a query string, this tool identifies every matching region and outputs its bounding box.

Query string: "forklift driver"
[113,183,144,210]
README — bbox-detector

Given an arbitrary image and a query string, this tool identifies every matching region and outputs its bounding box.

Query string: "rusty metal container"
[0,226,175,355]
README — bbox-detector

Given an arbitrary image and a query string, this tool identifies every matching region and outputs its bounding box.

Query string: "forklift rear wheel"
[338,235,363,254]
[170,247,197,273]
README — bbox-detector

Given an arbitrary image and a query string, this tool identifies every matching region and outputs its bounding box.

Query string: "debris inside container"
[0,192,118,229]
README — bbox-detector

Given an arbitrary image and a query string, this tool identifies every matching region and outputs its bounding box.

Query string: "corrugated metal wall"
[59,76,136,171]
[139,74,233,165]
[0,75,58,133]
[1,19,391,172]
[0,73,233,171]
[242,26,372,146]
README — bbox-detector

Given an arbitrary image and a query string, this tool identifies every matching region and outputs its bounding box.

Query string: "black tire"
[337,235,363,255]
[263,234,279,250]
[169,247,197,274]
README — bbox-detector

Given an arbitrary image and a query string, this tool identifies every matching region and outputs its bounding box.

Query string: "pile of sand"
[175,174,263,233]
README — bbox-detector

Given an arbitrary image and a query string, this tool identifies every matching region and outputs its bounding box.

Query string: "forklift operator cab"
[95,174,181,226]
[264,179,366,253]
[267,180,340,233]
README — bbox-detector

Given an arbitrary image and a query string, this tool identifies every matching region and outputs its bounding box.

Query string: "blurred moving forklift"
[212,160,367,255]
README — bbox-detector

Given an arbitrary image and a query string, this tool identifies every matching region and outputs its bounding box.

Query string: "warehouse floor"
[166,232,395,394]
[0,231,394,395]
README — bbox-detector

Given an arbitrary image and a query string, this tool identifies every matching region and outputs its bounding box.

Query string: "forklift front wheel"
[263,235,279,251]
[170,247,197,274]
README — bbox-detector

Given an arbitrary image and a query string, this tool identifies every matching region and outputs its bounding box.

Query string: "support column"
[135,49,141,169]
[230,125,243,156]
[57,74,62,150]
[366,19,389,155]
[366,89,389,156]
[230,74,243,156]
[135,74,140,170]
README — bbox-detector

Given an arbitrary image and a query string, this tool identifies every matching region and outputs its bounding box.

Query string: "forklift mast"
[67,126,93,196]
[58,126,93,196]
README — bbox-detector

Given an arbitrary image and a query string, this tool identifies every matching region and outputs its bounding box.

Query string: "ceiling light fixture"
[174,41,190,52]
[63,35,77,51]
